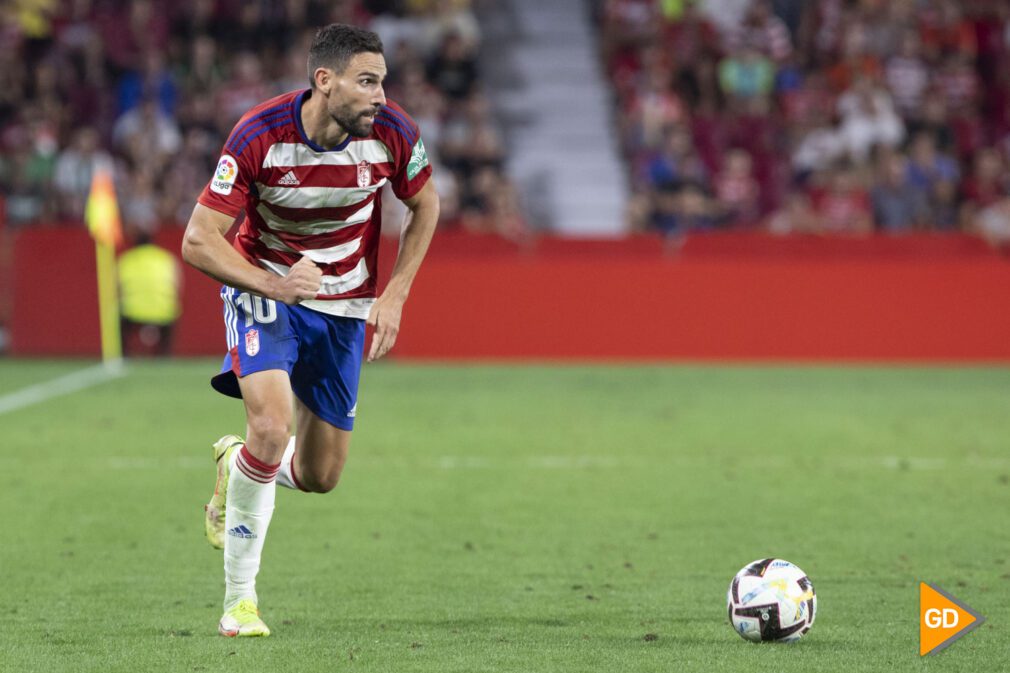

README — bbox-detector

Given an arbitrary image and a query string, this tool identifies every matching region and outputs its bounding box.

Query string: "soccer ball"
[726,558,816,643]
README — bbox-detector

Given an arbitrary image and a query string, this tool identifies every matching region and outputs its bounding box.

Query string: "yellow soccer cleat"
[218,599,271,637]
[204,434,244,550]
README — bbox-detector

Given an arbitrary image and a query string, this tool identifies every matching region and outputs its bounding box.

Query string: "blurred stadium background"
[1,0,1010,359]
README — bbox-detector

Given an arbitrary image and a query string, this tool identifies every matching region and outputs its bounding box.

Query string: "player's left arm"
[366,179,440,362]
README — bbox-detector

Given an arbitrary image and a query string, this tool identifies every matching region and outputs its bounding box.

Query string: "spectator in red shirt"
[98,0,170,73]
[884,30,929,120]
[766,191,821,235]
[918,0,977,61]
[629,66,688,150]
[714,148,760,226]
[214,52,271,135]
[809,164,873,234]
[932,53,980,117]
[724,0,793,63]
[660,2,719,67]
[826,23,882,92]
[960,148,1008,210]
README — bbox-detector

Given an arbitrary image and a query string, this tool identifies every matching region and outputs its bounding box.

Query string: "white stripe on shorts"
[223,287,238,349]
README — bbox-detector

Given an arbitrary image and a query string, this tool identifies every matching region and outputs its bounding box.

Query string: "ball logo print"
[919,583,985,656]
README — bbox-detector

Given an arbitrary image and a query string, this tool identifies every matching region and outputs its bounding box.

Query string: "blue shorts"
[211,286,365,431]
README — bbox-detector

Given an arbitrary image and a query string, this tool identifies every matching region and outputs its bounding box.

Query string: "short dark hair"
[307,24,384,87]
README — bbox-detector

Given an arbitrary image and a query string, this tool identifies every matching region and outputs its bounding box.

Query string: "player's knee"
[314,472,341,493]
[246,414,290,460]
[302,469,341,493]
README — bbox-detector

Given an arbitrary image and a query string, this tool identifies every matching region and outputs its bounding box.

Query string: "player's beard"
[332,103,378,138]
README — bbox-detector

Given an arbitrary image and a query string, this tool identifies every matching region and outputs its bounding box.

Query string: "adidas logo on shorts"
[277,170,300,186]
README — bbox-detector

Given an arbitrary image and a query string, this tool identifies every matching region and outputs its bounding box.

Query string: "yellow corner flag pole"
[85,161,124,365]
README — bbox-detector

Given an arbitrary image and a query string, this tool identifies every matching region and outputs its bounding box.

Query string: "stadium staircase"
[480,0,627,235]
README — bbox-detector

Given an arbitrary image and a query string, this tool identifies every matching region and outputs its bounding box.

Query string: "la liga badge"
[245,329,260,356]
[211,154,238,195]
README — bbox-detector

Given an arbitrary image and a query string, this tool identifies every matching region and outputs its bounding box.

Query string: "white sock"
[223,444,279,610]
[276,436,308,491]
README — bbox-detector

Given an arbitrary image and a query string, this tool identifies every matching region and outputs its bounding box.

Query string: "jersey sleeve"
[197,133,259,218]
[381,105,433,200]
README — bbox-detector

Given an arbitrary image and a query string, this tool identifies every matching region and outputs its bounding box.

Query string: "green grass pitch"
[1,360,1008,672]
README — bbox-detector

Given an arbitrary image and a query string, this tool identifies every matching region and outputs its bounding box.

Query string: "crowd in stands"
[599,0,1010,247]
[0,0,522,239]
[5,0,1010,247]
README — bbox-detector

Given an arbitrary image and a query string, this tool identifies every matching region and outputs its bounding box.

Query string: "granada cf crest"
[357,160,371,188]
[245,329,260,356]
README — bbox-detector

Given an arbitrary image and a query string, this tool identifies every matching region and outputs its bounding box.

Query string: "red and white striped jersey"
[198,89,432,319]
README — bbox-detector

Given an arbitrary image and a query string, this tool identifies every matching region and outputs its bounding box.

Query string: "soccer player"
[181,24,439,637]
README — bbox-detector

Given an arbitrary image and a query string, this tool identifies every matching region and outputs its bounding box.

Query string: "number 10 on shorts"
[235,293,277,327]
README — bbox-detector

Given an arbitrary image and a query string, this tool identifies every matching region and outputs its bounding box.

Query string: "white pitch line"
[0,361,126,415]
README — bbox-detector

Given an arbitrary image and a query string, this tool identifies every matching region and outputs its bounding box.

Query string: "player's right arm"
[181,204,321,305]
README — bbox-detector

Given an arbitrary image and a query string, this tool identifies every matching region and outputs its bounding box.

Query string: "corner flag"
[85,162,123,247]
[85,162,123,363]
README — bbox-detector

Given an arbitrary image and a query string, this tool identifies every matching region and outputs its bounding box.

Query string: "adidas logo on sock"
[227,524,257,539]
[277,170,300,186]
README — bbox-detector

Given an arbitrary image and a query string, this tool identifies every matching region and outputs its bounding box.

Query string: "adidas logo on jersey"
[277,171,300,186]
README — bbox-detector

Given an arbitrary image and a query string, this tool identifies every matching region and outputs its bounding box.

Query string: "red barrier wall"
[8,227,1010,360]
